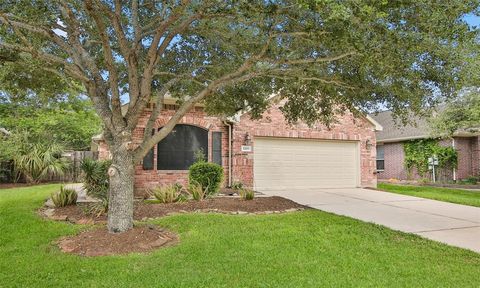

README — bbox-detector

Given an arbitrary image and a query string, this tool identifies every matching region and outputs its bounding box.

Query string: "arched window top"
[157,124,208,170]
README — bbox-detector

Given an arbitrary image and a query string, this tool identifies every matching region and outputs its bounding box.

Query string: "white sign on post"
[428,155,439,183]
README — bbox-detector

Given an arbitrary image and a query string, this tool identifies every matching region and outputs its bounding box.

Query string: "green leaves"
[0,98,101,151]
[12,143,69,184]
[0,0,478,140]
[429,90,480,137]
[403,139,457,177]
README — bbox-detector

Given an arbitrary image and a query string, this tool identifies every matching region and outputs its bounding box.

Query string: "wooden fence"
[0,151,98,184]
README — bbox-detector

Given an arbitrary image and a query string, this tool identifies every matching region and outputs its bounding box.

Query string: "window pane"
[376,145,384,159]
[157,125,208,170]
[143,149,154,170]
[142,129,155,170]
[212,132,222,165]
[376,160,385,170]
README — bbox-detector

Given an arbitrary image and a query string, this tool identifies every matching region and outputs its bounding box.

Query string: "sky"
[464,13,480,28]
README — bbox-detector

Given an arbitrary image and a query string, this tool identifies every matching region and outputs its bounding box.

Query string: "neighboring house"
[93,98,382,196]
[370,110,480,181]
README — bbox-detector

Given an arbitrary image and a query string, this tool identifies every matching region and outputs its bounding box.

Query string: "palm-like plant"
[80,158,111,198]
[13,143,68,183]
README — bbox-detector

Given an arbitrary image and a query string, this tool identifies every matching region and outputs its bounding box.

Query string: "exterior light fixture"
[244,132,252,145]
[366,139,373,150]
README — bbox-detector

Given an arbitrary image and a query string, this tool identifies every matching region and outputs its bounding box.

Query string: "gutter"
[223,121,233,187]
[376,135,430,144]
[452,138,457,181]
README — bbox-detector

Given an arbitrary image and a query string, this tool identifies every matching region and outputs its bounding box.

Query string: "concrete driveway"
[261,188,480,253]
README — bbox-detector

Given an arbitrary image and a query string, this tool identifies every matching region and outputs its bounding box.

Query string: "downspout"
[223,121,233,187]
[452,138,457,182]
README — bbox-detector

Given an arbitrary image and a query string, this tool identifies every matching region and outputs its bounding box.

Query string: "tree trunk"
[107,142,135,233]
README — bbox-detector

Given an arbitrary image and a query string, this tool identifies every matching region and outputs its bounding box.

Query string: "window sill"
[156,170,189,173]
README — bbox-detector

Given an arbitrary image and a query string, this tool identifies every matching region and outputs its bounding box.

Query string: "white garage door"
[253,138,359,190]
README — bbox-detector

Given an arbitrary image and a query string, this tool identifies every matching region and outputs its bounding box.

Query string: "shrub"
[87,199,109,217]
[80,159,111,215]
[460,176,478,185]
[13,143,69,184]
[188,162,223,195]
[80,158,111,200]
[193,148,206,163]
[151,184,185,203]
[231,181,244,190]
[418,178,431,185]
[239,188,255,200]
[51,186,77,207]
[188,182,208,201]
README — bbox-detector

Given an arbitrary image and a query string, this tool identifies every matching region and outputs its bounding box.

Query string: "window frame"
[156,124,209,171]
[376,144,385,172]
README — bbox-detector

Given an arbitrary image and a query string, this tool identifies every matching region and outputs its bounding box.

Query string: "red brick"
[98,101,378,194]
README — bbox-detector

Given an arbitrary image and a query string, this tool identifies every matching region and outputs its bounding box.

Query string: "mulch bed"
[49,196,306,224]
[58,225,178,257]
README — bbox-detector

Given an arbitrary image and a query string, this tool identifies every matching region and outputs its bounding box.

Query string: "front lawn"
[1,185,479,287]
[378,183,480,207]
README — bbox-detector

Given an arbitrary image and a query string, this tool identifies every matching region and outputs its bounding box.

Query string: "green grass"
[1,185,479,287]
[378,183,480,207]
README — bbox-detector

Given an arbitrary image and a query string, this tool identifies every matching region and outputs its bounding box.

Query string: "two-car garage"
[253,138,360,191]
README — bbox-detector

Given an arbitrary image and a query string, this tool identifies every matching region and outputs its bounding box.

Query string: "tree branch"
[84,0,124,128]
[133,65,259,162]
[271,51,357,65]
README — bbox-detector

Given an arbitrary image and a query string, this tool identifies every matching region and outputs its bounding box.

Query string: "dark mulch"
[52,196,306,223]
[58,225,178,257]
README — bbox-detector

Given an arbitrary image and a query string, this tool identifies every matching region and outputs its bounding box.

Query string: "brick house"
[370,110,480,181]
[93,98,382,194]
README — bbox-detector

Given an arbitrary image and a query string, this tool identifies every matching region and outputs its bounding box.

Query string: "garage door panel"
[253,138,359,190]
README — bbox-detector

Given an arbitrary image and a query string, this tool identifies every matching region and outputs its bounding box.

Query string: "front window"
[157,124,208,170]
[376,145,385,171]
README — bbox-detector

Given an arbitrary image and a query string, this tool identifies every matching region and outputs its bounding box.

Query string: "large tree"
[0,0,477,232]
[429,89,480,137]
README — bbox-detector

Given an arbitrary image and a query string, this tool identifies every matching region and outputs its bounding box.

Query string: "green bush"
[188,182,207,201]
[13,143,69,184]
[151,184,185,203]
[80,158,111,200]
[51,186,77,207]
[418,178,431,185]
[188,162,224,195]
[239,188,255,200]
[231,181,244,190]
[403,139,457,178]
[80,159,111,215]
[87,199,109,217]
[460,176,478,185]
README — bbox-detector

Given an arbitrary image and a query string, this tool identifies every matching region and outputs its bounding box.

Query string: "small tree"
[0,1,476,232]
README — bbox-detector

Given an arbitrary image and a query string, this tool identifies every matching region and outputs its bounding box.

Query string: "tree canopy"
[0,1,477,154]
[0,97,101,155]
[429,89,480,137]
[1,0,477,232]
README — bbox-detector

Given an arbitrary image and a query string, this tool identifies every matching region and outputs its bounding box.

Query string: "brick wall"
[377,137,478,181]
[455,137,474,179]
[132,106,229,196]
[97,101,378,194]
[377,142,409,180]
[472,136,480,176]
[232,101,377,188]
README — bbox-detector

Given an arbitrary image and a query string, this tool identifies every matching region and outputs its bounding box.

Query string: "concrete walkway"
[261,188,480,253]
